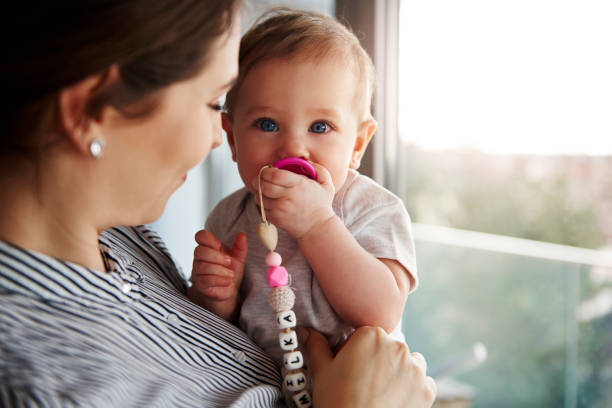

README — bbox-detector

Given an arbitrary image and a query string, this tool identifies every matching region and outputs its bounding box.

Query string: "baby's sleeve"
[204,188,249,250]
[340,179,418,292]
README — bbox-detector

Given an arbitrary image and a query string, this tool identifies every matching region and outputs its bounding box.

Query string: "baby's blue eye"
[257,118,279,132]
[310,121,328,134]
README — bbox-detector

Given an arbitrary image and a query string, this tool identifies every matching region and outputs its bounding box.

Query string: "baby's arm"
[298,217,413,333]
[187,230,248,322]
[256,165,412,333]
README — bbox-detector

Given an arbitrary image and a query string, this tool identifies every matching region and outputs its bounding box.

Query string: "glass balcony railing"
[403,223,612,408]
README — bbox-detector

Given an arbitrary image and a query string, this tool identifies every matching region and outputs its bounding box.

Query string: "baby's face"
[228,56,366,193]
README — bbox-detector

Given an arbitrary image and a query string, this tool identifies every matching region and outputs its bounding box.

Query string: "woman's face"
[101,20,240,226]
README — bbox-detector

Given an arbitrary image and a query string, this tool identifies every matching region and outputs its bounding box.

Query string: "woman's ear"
[57,65,120,156]
[350,118,377,169]
[222,113,237,162]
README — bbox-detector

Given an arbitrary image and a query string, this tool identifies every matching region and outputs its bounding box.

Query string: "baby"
[190,9,418,366]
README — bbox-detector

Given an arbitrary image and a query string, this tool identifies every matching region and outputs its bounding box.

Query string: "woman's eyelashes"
[208,95,225,112]
[208,103,223,112]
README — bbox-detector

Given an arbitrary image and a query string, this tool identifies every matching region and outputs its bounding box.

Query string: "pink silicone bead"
[267,266,289,287]
[265,252,282,266]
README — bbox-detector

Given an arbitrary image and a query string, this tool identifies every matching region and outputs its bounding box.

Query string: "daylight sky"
[398,0,612,155]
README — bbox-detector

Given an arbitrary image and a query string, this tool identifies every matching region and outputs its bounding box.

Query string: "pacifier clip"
[255,158,316,408]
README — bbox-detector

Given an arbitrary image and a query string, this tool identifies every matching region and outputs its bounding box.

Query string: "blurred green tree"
[397,147,612,407]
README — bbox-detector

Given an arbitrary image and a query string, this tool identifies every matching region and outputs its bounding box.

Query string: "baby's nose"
[278,134,308,159]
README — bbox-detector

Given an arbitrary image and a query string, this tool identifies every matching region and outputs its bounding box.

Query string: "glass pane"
[396,0,612,247]
[404,240,612,407]
[398,0,612,155]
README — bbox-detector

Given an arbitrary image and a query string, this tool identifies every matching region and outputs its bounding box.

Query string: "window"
[395,1,612,406]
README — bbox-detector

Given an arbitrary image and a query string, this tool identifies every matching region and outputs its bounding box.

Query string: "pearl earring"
[89,138,106,159]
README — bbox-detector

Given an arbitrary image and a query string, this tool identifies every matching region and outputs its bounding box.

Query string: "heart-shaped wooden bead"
[257,222,278,252]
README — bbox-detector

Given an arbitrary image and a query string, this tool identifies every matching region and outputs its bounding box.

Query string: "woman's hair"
[3,0,241,157]
[224,8,375,121]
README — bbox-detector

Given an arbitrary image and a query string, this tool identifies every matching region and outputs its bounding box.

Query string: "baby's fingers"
[199,284,236,301]
[257,180,289,199]
[192,262,234,279]
[191,265,236,301]
[191,273,233,287]
[191,273,235,300]
[195,230,225,250]
[257,167,302,189]
[193,244,231,266]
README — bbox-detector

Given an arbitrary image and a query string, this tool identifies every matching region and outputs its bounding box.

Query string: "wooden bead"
[283,350,303,370]
[268,286,295,312]
[279,330,298,351]
[257,222,278,252]
[276,310,297,329]
[291,390,312,407]
[284,371,307,392]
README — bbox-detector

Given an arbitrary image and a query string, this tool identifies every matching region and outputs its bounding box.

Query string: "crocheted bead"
[284,371,307,392]
[276,310,297,329]
[292,390,312,407]
[266,266,288,287]
[279,330,298,351]
[283,350,304,370]
[265,251,282,266]
[268,286,295,312]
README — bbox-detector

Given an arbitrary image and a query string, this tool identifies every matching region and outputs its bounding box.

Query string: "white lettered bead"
[276,310,297,329]
[279,330,298,351]
[292,390,312,407]
[284,371,307,392]
[283,350,303,370]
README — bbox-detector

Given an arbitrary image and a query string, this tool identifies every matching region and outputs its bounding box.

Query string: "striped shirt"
[0,226,283,407]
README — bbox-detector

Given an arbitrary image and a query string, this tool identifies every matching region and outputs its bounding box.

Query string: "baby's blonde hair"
[224,8,375,121]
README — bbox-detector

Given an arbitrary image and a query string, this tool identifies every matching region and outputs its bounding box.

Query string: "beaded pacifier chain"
[256,158,316,408]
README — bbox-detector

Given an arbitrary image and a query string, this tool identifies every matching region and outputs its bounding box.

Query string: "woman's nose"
[211,117,223,149]
[212,129,222,149]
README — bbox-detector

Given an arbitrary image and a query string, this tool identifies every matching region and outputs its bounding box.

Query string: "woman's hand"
[188,230,247,322]
[306,326,436,408]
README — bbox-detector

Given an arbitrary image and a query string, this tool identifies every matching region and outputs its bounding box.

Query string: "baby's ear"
[350,118,377,169]
[221,113,237,162]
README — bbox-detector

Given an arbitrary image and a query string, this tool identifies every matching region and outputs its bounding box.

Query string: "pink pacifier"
[273,157,317,181]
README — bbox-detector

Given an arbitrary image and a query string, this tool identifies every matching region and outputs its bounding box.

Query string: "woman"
[0,1,436,406]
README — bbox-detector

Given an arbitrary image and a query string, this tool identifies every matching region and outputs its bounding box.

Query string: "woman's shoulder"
[101,225,169,259]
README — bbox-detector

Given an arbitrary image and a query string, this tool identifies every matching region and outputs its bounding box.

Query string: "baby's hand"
[253,163,335,239]
[188,230,247,322]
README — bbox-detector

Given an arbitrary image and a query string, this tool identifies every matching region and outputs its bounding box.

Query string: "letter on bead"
[292,390,312,407]
[284,371,307,392]
[283,350,303,370]
[279,330,298,351]
[276,310,296,329]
